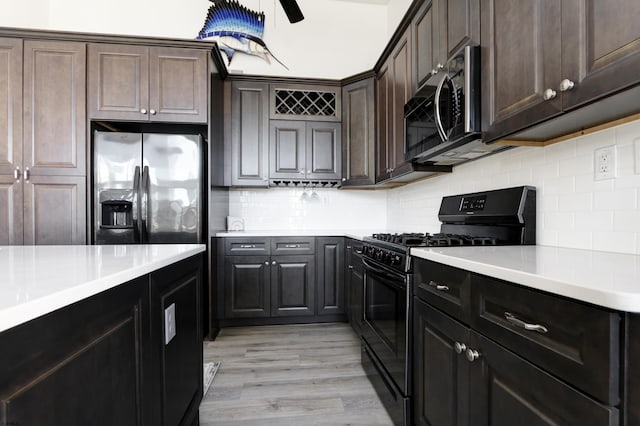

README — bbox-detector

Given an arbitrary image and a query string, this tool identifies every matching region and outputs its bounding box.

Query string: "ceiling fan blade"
[279,0,304,23]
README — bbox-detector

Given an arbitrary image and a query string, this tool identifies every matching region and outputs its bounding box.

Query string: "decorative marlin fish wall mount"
[197,0,289,70]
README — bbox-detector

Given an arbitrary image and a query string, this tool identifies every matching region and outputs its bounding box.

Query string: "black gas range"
[360,186,536,426]
[362,186,536,274]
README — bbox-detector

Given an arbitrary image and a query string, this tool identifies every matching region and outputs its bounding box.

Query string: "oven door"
[361,257,410,394]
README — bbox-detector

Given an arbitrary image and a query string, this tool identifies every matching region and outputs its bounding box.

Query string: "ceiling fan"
[279,0,304,23]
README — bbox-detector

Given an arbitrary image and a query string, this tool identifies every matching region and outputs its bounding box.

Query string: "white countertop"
[0,244,205,333]
[214,230,376,241]
[411,245,640,313]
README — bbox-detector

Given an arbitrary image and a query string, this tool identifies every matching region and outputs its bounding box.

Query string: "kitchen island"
[0,244,205,426]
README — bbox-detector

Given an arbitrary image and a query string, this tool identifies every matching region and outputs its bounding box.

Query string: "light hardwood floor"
[199,322,394,425]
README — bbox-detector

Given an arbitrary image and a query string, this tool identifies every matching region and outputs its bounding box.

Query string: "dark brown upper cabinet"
[0,38,86,245]
[412,0,480,91]
[376,28,412,183]
[230,81,270,187]
[482,0,640,143]
[270,120,341,181]
[88,44,208,123]
[341,76,376,187]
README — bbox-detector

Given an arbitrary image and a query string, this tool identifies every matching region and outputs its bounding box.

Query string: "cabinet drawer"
[224,238,270,255]
[413,258,471,324]
[271,237,315,255]
[470,273,620,405]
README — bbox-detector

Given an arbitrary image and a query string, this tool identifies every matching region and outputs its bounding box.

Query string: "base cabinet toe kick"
[0,254,204,426]
[412,257,633,426]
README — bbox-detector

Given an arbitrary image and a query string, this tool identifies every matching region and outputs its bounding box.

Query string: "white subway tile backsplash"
[223,118,640,255]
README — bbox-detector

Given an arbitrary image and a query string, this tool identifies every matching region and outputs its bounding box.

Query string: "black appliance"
[360,186,536,425]
[404,45,507,166]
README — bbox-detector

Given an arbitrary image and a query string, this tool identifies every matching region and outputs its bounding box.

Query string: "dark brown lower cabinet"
[150,255,203,426]
[224,255,271,318]
[413,298,469,426]
[414,298,619,426]
[469,331,618,425]
[0,254,203,426]
[271,255,315,317]
[316,237,345,316]
[218,236,347,326]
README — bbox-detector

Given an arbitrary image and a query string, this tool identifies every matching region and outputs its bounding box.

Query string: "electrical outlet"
[635,138,640,175]
[164,303,176,345]
[594,145,617,180]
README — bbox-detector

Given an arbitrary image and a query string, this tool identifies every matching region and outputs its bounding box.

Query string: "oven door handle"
[362,258,406,287]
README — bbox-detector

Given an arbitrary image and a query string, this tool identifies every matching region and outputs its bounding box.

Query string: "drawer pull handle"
[428,281,450,291]
[355,250,363,254]
[504,312,549,334]
[240,244,256,249]
[284,244,300,248]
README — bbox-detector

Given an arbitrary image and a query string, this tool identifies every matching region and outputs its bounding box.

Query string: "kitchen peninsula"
[0,244,205,425]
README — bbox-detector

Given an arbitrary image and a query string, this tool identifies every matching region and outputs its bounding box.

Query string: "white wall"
[386,0,412,36]
[228,187,387,231]
[2,0,392,80]
[387,119,640,255]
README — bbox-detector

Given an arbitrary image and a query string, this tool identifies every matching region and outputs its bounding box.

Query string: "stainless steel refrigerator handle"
[132,166,141,241]
[434,73,449,141]
[141,165,150,242]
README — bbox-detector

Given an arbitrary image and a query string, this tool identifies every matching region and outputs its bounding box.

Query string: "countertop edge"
[411,246,640,313]
[0,245,205,334]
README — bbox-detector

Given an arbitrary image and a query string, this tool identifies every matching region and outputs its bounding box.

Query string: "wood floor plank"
[199,322,394,425]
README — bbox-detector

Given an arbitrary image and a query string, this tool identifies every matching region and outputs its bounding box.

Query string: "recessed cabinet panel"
[307,122,341,179]
[376,64,391,182]
[440,0,479,63]
[231,82,269,186]
[224,256,271,318]
[0,175,23,245]
[413,1,436,90]
[270,120,306,179]
[562,0,640,109]
[413,298,469,426]
[149,47,207,123]
[271,255,315,317]
[481,0,563,141]
[24,40,86,176]
[0,38,22,175]
[22,175,86,245]
[88,44,148,120]
[317,237,344,316]
[342,78,375,186]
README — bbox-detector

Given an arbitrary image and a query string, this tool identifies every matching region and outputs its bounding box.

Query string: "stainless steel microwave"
[405,45,499,165]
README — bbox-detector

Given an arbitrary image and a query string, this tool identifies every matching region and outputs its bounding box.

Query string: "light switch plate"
[164,303,176,345]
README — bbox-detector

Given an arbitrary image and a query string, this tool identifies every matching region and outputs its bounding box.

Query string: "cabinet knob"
[23,167,30,183]
[431,69,438,75]
[437,63,444,70]
[454,342,467,354]
[348,265,354,269]
[272,260,276,265]
[13,167,20,182]
[465,348,481,362]
[262,176,268,181]
[140,108,148,114]
[264,261,269,265]
[543,88,557,101]
[342,178,346,182]
[150,109,157,115]
[559,78,575,92]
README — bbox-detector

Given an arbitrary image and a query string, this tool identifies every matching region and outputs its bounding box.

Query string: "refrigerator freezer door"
[93,131,142,244]
[142,133,203,243]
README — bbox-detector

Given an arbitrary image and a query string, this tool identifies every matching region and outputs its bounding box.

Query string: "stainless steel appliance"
[360,186,536,425]
[404,45,507,166]
[93,131,204,244]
